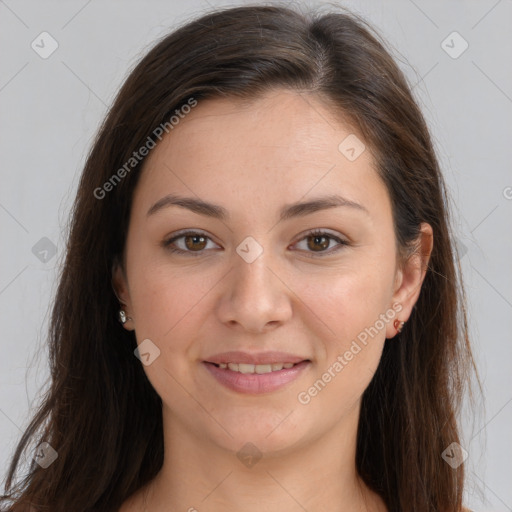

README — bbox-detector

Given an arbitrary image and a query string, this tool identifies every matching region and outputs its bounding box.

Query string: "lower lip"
[203,361,311,394]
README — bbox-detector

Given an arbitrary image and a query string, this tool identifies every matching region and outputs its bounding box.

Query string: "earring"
[118,309,132,324]
[393,319,405,334]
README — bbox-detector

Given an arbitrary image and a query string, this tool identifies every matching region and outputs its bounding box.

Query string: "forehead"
[133,89,389,221]
[158,89,361,160]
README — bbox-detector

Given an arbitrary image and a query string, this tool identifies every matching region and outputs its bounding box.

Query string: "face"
[113,88,430,456]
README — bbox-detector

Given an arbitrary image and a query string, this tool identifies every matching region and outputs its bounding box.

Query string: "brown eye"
[184,234,207,251]
[294,229,349,258]
[164,229,348,258]
[163,231,219,256]
[306,234,330,252]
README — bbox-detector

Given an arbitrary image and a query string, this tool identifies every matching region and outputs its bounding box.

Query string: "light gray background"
[1,0,511,510]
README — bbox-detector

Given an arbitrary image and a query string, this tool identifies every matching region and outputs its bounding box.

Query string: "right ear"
[111,257,134,329]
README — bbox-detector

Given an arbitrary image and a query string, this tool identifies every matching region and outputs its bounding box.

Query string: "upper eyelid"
[166,229,219,245]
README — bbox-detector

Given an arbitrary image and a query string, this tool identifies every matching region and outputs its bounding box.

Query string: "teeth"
[217,362,297,373]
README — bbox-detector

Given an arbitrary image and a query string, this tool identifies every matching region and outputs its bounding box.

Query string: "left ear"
[386,222,434,339]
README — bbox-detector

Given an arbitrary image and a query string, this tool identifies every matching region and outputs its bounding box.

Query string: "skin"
[114,88,433,512]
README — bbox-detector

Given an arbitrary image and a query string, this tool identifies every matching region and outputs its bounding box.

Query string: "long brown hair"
[1,4,479,511]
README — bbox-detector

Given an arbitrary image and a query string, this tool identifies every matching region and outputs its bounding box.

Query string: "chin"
[208,412,311,454]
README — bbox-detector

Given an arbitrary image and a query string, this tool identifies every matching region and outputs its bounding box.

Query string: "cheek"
[294,259,393,398]
[131,269,208,335]
[127,263,217,396]
[295,272,388,415]
[298,262,392,342]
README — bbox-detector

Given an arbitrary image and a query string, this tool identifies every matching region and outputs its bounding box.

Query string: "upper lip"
[204,351,310,365]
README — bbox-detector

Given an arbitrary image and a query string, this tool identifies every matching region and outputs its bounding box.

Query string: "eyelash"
[162,229,349,258]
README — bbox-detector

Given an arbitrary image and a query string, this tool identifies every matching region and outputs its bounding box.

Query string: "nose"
[215,249,293,334]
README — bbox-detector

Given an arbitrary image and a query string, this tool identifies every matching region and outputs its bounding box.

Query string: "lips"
[203,359,311,394]
[204,350,310,366]
[207,361,299,374]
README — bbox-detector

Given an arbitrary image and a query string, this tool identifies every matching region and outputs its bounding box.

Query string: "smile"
[211,362,298,373]
[203,360,311,394]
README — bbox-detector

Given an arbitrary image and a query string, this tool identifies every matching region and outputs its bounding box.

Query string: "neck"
[138,401,387,512]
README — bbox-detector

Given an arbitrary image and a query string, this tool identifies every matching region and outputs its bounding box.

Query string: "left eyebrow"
[146,193,369,221]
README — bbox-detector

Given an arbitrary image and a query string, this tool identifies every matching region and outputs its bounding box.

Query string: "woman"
[1,4,478,512]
